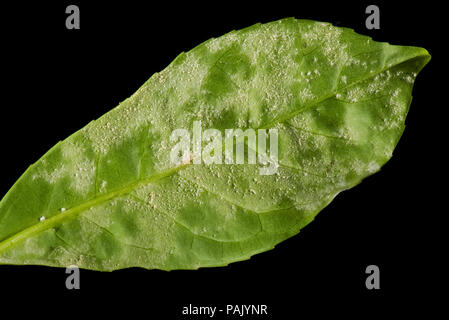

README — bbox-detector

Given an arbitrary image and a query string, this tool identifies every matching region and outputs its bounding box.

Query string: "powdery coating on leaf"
[302,22,350,66]
[32,141,96,193]
[0,18,430,271]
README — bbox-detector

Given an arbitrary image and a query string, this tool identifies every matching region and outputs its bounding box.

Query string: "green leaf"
[0,18,430,271]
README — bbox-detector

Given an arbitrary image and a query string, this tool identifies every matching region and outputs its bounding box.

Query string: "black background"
[0,1,443,318]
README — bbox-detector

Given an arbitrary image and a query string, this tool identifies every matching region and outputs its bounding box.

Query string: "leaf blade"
[0,18,430,270]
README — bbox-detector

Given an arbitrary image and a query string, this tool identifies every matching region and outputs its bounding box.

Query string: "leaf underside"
[0,18,430,271]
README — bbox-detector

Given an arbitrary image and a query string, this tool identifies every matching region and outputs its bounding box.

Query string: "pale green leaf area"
[0,18,430,271]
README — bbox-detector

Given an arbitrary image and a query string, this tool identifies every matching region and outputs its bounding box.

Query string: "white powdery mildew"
[114,192,177,265]
[31,141,96,194]
[237,22,305,121]
[205,31,239,54]
[349,158,380,178]
[32,160,66,184]
[82,97,152,155]
[240,21,297,65]
[379,88,405,130]
[49,248,88,269]
[341,69,392,103]
[152,137,175,173]
[23,237,47,256]
[350,158,367,176]
[345,55,366,68]
[163,55,210,108]
[298,87,315,103]
[302,22,350,67]
[300,69,321,84]
[61,141,96,193]
[367,161,380,174]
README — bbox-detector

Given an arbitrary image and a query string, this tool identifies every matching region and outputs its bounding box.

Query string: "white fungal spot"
[302,23,349,66]
[31,141,96,195]
[367,161,380,174]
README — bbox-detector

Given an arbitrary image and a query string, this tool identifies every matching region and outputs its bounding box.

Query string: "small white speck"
[39,216,46,221]
[60,208,66,212]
